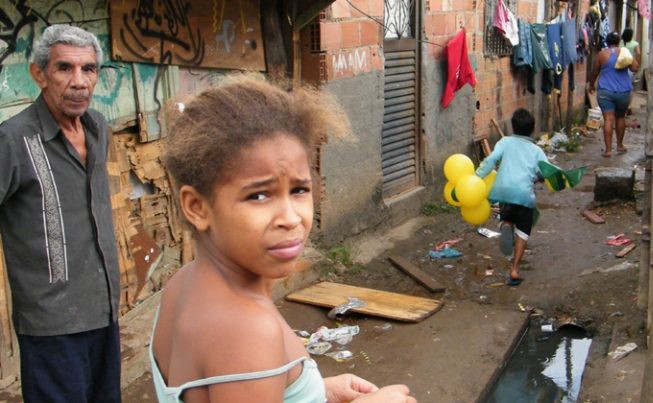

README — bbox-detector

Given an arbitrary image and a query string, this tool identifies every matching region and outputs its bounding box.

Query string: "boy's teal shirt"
[475,134,548,208]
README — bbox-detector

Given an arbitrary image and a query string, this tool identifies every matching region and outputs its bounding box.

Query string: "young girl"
[150,74,416,403]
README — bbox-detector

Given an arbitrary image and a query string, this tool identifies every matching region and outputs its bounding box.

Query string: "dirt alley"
[2,93,649,403]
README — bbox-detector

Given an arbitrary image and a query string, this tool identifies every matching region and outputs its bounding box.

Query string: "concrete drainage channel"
[480,316,592,403]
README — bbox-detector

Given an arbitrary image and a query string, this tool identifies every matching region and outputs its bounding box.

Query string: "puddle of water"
[483,325,592,403]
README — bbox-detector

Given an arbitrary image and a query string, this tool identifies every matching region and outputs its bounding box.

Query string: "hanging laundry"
[600,17,611,48]
[546,23,564,77]
[638,0,651,20]
[441,29,477,109]
[585,7,602,51]
[492,0,519,46]
[589,2,601,19]
[513,19,533,67]
[529,23,553,94]
[576,25,588,63]
[561,18,579,66]
[530,24,552,73]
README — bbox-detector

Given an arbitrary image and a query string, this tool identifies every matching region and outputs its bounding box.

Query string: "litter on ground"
[608,342,637,361]
[429,246,463,259]
[434,238,463,251]
[605,234,632,246]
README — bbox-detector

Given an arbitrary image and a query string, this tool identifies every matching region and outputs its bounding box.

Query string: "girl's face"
[193,133,314,279]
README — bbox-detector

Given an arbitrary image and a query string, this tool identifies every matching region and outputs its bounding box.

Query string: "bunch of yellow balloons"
[442,154,496,226]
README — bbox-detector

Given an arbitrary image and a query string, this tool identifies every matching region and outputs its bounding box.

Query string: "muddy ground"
[1,94,649,402]
[119,93,649,403]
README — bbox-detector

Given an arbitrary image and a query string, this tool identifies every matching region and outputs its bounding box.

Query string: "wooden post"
[261,0,289,78]
[639,20,653,401]
[0,236,19,388]
[640,158,651,309]
[565,0,582,135]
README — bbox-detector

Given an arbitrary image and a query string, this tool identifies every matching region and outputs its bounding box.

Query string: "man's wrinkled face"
[31,44,98,120]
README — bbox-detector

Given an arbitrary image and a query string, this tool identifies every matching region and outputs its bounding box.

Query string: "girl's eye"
[247,193,267,202]
[292,186,311,195]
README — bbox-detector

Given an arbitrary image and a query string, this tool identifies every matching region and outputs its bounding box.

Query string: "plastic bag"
[615,47,633,70]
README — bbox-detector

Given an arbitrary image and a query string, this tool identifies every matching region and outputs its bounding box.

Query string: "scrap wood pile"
[108,131,193,314]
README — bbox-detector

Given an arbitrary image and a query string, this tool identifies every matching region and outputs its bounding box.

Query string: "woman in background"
[589,31,639,157]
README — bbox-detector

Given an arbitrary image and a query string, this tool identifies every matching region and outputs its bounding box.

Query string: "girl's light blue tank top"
[149,307,326,402]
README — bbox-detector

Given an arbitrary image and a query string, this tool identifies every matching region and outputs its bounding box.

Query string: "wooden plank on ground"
[388,256,445,293]
[616,243,637,258]
[581,210,605,224]
[285,281,443,322]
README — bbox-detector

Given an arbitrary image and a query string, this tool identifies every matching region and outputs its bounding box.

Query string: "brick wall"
[305,0,590,137]
[301,0,384,82]
[423,0,589,137]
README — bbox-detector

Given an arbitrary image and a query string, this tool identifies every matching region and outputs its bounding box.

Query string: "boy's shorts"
[499,203,534,241]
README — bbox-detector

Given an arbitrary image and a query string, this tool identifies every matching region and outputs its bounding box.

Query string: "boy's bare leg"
[510,236,527,280]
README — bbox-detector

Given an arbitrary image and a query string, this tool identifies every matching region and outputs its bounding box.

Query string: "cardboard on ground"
[285,281,443,322]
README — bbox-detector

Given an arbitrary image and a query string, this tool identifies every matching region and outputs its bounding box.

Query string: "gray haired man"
[0,25,121,402]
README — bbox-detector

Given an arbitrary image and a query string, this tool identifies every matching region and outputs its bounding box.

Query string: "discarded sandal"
[605,233,632,246]
[506,277,524,286]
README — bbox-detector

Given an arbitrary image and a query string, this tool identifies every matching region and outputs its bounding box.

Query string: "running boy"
[475,108,548,286]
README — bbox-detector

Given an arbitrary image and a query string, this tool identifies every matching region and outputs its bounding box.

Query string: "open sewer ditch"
[483,319,592,403]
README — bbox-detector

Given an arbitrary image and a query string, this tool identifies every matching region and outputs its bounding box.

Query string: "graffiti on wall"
[0,1,137,128]
[110,0,265,71]
[328,47,382,78]
[0,0,106,72]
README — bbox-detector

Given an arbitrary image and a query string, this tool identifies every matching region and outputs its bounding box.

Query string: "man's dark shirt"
[0,95,120,336]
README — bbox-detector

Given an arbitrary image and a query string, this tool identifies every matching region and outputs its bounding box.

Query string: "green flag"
[538,161,588,192]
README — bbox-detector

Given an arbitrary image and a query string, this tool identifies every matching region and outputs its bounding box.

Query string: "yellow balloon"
[443,182,461,207]
[443,154,475,185]
[483,170,497,197]
[454,175,487,207]
[461,199,491,225]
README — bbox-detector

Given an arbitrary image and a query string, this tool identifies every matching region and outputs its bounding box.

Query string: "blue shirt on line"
[475,135,548,208]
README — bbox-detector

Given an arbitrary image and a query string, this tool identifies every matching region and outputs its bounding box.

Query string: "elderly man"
[0,25,121,402]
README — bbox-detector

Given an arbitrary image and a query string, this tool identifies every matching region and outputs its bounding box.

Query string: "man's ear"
[29,63,48,89]
[178,185,211,232]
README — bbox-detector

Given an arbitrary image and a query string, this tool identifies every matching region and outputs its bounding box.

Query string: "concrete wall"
[319,73,387,244]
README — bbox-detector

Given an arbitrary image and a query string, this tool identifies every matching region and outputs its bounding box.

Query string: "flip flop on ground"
[506,277,524,286]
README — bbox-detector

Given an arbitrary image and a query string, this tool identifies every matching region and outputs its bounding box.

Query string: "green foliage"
[422,202,456,216]
[561,130,583,153]
[326,245,353,267]
[572,108,588,126]
[321,245,364,276]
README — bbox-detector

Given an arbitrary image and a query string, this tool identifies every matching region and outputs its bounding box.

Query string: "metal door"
[382,0,419,197]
